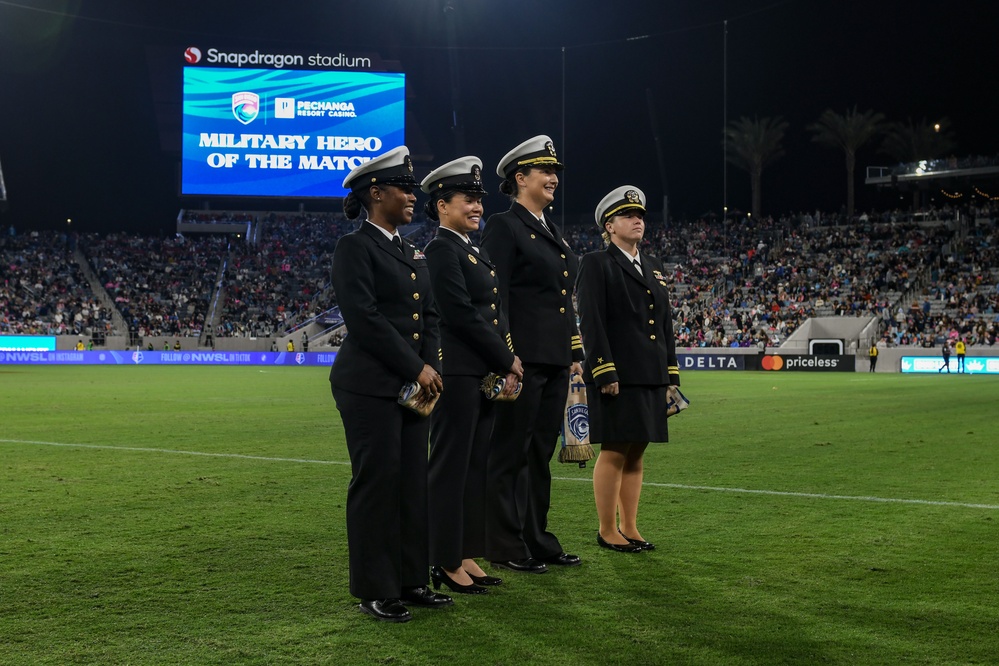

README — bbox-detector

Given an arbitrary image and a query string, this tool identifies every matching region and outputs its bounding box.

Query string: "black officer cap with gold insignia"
[594,186,647,227]
[496,135,565,179]
[420,156,488,197]
[341,145,417,191]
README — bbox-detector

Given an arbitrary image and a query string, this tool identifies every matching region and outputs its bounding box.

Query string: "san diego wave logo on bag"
[567,404,589,440]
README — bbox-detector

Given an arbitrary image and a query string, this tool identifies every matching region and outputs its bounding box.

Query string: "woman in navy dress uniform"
[330,146,452,622]
[421,156,524,594]
[575,186,681,553]
[480,136,585,573]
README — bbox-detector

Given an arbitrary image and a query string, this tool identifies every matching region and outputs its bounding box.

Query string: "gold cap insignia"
[546,141,557,157]
[625,189,641,204]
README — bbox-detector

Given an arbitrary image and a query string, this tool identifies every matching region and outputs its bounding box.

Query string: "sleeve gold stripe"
[591,361,615,373]
[591,365,617,378]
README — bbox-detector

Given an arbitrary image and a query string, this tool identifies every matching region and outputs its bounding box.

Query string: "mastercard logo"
[184,47,202,64]
[760,355,784,371]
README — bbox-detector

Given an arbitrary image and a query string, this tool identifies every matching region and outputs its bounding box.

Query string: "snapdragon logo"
[205,48,303,69]
[184,47,202,64]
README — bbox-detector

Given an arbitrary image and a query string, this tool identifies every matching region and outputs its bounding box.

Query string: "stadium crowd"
[1,230,115,337]
[3,202,997,349]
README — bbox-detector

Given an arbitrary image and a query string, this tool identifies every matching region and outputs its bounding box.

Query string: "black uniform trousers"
[485,362,568,562]
[428,375,495,568]
[333,387,430,601]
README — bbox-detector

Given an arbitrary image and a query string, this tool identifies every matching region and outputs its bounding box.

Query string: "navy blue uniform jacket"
[480,202,584,366]
[423,230,516,376]
[575,246,680,387]
[330,223,442,397]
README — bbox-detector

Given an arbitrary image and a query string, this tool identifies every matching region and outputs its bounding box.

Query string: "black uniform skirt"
[585,384,668,444]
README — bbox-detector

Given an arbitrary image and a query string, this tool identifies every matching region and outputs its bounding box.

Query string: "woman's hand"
[500,372,520,398]
[600,381,619,396]
[570,361,583,378]
[416,364,443,405]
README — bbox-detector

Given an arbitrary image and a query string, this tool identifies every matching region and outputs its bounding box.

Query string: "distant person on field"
[868,343,878,372]
[302,333,309,353]
[75,338,85,351]
[938,342,951,373]
[174,340,181,351]
[286,340,294,352]
[955,338,966,373]
[164,341,169,351]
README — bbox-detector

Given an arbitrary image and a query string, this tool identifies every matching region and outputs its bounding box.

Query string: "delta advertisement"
[181,67,405,198]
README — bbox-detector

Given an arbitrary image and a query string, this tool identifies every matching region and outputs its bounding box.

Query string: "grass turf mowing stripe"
[6,437,998,511]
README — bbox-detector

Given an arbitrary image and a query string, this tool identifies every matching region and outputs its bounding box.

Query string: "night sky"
[1,0,996,234]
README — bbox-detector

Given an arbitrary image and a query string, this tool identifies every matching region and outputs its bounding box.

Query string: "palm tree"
[809,107,884,218]
[724,115,788,219]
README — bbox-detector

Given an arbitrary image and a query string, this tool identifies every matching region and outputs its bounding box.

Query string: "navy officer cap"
[496,135,565,179]
[342,145,417,191]
[594,186,646,227]
[420,156,488,197]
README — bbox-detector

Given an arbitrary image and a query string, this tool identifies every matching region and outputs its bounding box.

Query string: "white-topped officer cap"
[594,186,646,227]
[420,156,487,196]
[341,145,416,191]
[496,135,565,179]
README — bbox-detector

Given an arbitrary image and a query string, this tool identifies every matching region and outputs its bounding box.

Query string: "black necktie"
[394,236,405,255]
[632,258,644,277]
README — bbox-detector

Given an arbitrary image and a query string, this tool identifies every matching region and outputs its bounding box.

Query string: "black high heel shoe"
[430,566,488,594]
[467,572,503,586]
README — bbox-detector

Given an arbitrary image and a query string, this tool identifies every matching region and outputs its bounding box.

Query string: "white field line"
[0,438,349,466]
[4,438,998,510]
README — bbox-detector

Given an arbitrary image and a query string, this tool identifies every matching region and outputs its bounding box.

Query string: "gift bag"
[559,372,595,466]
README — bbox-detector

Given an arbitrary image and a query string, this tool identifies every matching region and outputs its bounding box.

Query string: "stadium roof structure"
[866,156,999,193]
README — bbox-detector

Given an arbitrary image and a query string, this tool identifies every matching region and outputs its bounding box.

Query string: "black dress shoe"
[400,585,454,607]
[537,552,582,566]
[467,572,503,586]
[430,566,488,595]
[597,532,643,553]
[619,529,656,551]
[489,558,548,573]
[358,599,412,623]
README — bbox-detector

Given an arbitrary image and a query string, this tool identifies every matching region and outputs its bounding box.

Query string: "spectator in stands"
[329,146,448,623]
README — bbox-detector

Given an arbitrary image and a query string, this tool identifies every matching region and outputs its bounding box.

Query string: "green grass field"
[2,367,998,665]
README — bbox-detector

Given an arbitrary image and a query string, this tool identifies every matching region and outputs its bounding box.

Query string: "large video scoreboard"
[181,65,405,199]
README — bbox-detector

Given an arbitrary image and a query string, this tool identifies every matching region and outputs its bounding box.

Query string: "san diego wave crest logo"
[567,404,589,440]
[232,92,260,125]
